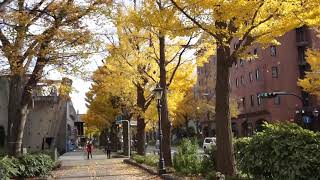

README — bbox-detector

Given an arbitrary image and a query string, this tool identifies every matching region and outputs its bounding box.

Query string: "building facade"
[196,27,320,137]
[0,77,83,153]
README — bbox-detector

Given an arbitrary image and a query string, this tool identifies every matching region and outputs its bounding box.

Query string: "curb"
[123,159,183,180]
[123,159,158,175]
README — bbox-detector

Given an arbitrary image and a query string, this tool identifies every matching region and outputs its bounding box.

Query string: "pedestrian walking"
[86,141,93,159]
[106,140,112,159]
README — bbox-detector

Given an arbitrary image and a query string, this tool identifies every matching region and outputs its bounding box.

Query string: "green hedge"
[0,153,55,179]
[234,122,320,180]
[132,154,158,167]
[173,138,202,176]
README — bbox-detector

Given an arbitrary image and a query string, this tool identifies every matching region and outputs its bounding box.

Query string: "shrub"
[0,153,55,179]
[18,153,55,177]
[234,122,320,180]
[144,155,158,167]
[201,145,216,175]
[0,156,19,180]
[173,138,202,176]
[132,155,145,164]
[32,149,59,161]
[132,154,158,167]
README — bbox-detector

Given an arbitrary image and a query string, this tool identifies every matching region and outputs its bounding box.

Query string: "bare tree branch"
[169,0,218,39]
[167,36,192,87]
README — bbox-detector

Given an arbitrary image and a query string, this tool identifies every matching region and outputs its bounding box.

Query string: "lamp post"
[153,84,166,175]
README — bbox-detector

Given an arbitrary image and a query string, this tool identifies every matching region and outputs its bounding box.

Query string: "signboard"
[302,115,312,124]
[130,121,137,126]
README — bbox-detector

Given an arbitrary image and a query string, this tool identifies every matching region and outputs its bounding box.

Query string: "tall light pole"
[153,84,166,175]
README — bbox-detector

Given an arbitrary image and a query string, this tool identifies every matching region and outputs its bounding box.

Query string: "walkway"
[50,150,160,180]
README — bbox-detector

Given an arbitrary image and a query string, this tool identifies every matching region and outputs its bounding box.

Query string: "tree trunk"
[136,116,146,155]
[215,45,236,175]
[159,35,172,166]
[7,74,30,156]
[123,120,129,155]
[136,85,146,155]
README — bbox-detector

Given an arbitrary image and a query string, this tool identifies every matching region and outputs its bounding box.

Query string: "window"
[240,76,244,85]
[255,69,260,80]
[236,78,239,87]
[270,46,277,56]
[296,27,306,42]
[298,47,306,64]
[250,95,254,106]
[249,72,253,82]
[242,97,246,108]
[272,66,278,78]
[274,96,280,105]
[254,48,258,55]
[257,94,261,105]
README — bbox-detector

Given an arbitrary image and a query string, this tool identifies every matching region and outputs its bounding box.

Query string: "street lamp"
[153,84,166,175]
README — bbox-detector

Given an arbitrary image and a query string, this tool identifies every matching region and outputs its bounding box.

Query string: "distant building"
[0,77,83,153]
[196,27,320,137]
[194,56,217,137]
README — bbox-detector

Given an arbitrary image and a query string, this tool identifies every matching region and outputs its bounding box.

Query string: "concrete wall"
[0,77,9,148]
[0,77,77,153]
[23,96,67,152]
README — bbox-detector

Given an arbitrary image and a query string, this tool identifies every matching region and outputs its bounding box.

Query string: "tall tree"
[0,0,111,156]
[126,0,198,166]
[298,1,320,95]
[169,0,311,175]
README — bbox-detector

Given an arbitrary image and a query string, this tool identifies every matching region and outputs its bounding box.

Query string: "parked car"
[203,137,216,152]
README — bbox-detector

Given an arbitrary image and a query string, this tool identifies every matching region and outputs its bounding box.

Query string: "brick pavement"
[50,150,160,180]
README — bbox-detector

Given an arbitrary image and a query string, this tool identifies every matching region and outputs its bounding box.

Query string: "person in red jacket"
[86,141,93,159]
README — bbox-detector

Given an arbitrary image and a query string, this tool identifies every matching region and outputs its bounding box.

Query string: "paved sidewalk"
[51,150,160,180]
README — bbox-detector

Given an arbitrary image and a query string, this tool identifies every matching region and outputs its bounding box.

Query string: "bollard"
[54,148,58,161]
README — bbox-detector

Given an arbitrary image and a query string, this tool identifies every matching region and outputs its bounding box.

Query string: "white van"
[203,137,216,152]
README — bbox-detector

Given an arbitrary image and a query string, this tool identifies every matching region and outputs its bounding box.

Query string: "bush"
[18,153,55,177]
[132,154,158,167]
[173,138,202,176]
[144,155,158,167]
[201,145,216,175]
[0,153,55,179]
[234,122,320,180]
[32,149,59,161]
[0,156,19,180]
[132,155,145,164]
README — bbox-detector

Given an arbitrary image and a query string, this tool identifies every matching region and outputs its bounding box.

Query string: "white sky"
[70,77,92,114]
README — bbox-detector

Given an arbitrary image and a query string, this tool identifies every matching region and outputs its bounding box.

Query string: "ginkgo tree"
[125,0,206,166]
[298,1,320,95]
[0,0,111,156]
[169,0,315,175]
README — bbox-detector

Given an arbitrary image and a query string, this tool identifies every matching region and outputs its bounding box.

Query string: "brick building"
[196,27,320,137]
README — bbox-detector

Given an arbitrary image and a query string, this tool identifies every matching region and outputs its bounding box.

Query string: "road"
[51,150,160,180]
